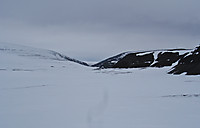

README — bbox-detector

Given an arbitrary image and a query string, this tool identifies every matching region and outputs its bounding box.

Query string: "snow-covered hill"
[92,45,200,75]
[0,42,89,66]
[0,42,200,128]
[92,49,191,68]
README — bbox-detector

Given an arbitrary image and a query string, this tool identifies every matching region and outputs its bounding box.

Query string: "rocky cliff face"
[92,46,200,75]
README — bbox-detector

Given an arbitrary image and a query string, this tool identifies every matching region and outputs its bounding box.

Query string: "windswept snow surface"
[0,43,200,128]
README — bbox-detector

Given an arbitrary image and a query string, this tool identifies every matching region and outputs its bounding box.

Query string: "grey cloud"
[1,0,200,24]
[1,0,200,60]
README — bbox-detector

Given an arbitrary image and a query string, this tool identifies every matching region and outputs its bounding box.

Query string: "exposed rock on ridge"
[169,46,200,75]
[92,49,190,69]
[92,46,200,75]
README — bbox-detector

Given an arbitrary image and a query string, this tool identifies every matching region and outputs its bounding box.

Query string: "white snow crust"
[0,43,200,128]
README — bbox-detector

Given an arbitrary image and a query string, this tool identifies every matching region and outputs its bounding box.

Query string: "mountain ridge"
[92,45,200,75]
[1,42,200,75]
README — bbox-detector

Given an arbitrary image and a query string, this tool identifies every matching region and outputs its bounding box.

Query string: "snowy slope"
[0,42,200,128]
[0,42,89,66]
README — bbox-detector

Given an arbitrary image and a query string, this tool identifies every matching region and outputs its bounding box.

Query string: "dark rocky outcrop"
[169,46,200,75]
[92,47,200,75]
[92,53,126,68]
[151,52,182,68]
[92,49,191,69]
[113,52,154,68]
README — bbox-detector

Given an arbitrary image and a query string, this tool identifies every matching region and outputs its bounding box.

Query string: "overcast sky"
[1,0,200,60]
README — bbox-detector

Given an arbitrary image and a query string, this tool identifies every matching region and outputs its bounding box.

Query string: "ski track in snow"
[0,85,51,91]
[87,88,109,128]
[162,93,200,98]
[94,69,133,75]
